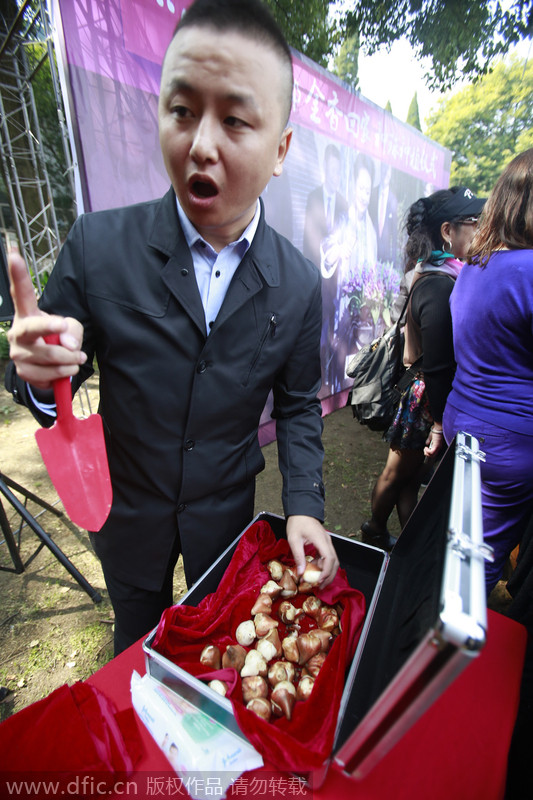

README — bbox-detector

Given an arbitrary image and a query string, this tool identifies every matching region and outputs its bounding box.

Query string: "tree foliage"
[333,31,360,90]
[345,0,533,90]
[406,92,421,130]
[425,56,533,194]
[264,0,340,68]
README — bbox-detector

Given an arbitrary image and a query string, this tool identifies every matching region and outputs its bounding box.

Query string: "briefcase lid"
[333,432,488,777]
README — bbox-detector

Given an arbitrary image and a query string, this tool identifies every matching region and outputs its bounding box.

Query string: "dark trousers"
[100,534,182,656]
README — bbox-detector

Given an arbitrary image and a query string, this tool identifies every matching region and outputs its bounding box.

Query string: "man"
[369,162,398,267]
[303,144,348,269]
[6,0,338,655]
[302,144,348,388]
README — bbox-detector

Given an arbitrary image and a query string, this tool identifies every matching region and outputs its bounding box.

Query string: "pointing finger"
[8,250,40,320]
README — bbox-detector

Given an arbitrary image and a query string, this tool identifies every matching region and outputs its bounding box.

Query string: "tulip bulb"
[296,632,322,665]
[260,580,282,599]
[222,644,246,672]
[317,606,339,632]
[268,660,296,687]
[200,644,221,671]
[267,559,285,581]
[271,680,296,720]
[256,627,282,662]
[296,675,315,701]
[279,569,298,598]
[309,628,332,652]
[246,697,272,722]
[241,649,268,677]
[304,652,327,678]
[301,560,321,585]
[242,675,269,703]
[235,619,256,646]
[251,594,273,614]
[281,633,300,663]
[302,596,322,621]
[284,565,298,581]
[253,612,279,637]
[278,601,304,625]
[208,679,228,696]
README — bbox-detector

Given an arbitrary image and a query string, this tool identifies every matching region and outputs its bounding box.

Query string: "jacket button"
[184,439,195,451]
[177,503,187,513]
[181,268,188,276]
[197,360,207,374]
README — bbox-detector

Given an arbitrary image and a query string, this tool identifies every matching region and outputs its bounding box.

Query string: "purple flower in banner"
[341,260,402,329]
[342,273,365,311]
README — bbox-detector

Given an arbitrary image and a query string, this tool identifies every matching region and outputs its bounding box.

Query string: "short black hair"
[172,0,293,126]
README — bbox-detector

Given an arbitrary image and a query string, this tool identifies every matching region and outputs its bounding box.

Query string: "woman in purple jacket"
[443,149,533,596]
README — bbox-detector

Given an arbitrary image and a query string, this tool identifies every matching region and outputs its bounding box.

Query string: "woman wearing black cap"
[361,185,485,549]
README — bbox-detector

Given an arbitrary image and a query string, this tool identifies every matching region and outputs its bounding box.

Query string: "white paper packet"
[130,671,263,799]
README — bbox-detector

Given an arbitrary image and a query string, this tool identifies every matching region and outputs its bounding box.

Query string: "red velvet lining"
[152,520,366,773]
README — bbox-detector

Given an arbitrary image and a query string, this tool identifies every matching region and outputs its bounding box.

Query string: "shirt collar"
[175,195,261,254]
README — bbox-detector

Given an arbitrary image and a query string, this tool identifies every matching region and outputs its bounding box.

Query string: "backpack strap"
[394,270,453,393]
[395,355,423,393]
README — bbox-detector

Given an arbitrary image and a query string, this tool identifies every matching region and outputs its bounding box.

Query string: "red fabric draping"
[0,681,142,791]
[151,520,367,773]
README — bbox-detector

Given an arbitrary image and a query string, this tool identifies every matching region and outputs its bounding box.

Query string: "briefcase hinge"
[455,442,486,463]
[448,527,495,563]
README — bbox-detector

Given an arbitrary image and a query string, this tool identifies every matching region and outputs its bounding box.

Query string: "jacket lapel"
[214,208,281,331]
[146,192,280,335]
[147,189,206,336]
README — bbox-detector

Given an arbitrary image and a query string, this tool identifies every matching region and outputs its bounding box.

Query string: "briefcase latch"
[456,442,486,463]
[448,527,495,563]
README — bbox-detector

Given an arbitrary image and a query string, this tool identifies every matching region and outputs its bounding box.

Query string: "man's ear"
[273,127,293,177]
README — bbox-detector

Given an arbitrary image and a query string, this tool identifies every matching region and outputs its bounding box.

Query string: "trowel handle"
[44,333,75,422]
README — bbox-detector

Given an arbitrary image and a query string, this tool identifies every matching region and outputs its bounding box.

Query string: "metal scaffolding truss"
[0,0,75,294]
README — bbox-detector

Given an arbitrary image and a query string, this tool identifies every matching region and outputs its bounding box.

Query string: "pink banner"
[54,0,189,95]
[119,0,191,66]
[292,56,448,187]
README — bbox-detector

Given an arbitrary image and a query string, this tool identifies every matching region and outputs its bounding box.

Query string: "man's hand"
[286,515,339,588]
[7,248,86,390]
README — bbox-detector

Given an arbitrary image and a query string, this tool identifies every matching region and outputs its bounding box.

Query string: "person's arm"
[6,233,93,425]
[273,271,339,587]
[412,275,455,457]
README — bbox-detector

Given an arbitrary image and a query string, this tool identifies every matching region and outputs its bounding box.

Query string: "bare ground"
[0,371,509,722]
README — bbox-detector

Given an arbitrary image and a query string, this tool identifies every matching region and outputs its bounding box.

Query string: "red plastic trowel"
[35,335,112,531]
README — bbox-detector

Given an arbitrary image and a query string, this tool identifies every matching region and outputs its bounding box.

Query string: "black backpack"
[346,291,421,431]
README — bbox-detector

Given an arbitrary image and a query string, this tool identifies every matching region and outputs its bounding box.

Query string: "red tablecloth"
[83,609,526,800]
[0,610,526,800]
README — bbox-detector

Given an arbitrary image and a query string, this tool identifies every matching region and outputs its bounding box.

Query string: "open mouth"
[191,180,218,198]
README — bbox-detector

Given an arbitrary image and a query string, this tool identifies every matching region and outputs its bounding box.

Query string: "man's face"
[158,26,292,251]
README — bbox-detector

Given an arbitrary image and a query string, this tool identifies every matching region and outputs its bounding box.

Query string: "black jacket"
[6,189,325,589]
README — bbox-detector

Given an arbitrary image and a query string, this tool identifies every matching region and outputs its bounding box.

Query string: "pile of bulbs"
[199,556,341,723]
